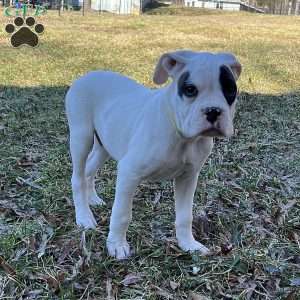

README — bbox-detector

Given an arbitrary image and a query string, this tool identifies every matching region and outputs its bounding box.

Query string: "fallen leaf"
[68,256,85,280]
[285,290,297,300]
[169,280,179,290]
[0,256,16,275]
[151,285,174,299]
[153,191,161,205]
[58,239,77,264]
[0,200,38,218]
[0,223,13,235]
[74,282,86,290]
[274,200,297,225]
[80,231,91,265]
[189,292,211,300]
[17,154,34,167]
[28,235,38,252]
[63,196,73,206]
[39,272,65,292]
[290,278,300,286]
[16,177,42,189]
[37,226,54,258]
[12,247,27,262]
[121,273,143,286]
[193,210,210,238]
[106,278,114,300]
[23,289,44,299]
[56,136,67,143]
[221,243,233,255]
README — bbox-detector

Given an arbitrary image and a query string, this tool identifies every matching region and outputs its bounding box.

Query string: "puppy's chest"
[146,148,199,181]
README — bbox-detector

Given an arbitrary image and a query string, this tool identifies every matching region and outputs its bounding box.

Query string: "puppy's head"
[153,50,242,139]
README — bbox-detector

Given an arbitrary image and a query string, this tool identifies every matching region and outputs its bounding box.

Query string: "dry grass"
[0,7,300,299]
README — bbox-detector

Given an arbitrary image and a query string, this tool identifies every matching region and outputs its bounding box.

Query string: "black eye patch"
[219,65,237,106]
[178,71,198,98]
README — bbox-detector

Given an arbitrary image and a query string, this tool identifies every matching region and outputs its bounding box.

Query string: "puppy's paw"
[106,239,131,260]
[178,239,210,255]
[88,193,106,207]
[76,208,97,229]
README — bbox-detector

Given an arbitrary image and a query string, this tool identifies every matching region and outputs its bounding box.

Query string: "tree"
[296,0,300,14]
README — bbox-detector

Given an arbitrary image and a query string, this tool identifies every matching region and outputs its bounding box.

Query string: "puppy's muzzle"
[201,107,225,137]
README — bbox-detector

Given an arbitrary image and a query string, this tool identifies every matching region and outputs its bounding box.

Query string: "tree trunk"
[84,0,91,11]
[296,0,300,14]
[288,1,292,14]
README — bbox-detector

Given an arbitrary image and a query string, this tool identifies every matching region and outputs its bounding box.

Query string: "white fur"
[65,50,241,259]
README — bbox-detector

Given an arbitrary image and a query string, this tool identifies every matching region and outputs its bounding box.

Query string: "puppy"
[65,50,242,259]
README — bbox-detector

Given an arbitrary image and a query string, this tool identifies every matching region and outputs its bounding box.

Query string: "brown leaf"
[151,285,174,299]
[189,292,211,300]
[285,290,297,300]
[169,280,179,290]
[0,256,16,275]
[221,243,233,255]
[274,200,297,225]
[56,136,67,143]
[67,256,85,280]
[121,273,143,286]
[16,177,42,189]
[0,200,38,218]
[193,210,210,238]
[28,235,38,252]
[37,226,54,258]
[58,239,77,264]
[39,272,65,292]
[17,154,35,167]
[106,278,113,300]
[106,278,118,300]
[63,196,73,206]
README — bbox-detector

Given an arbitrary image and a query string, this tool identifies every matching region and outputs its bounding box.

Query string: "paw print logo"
[5,16,44,48]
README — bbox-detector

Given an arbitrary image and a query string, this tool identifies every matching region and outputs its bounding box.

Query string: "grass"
[0,7,300,299]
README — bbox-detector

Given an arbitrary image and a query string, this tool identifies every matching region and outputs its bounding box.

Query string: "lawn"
[0,7,300,299]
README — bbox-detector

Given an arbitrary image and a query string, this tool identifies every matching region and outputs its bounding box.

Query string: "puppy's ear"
[153,50,196,85]
[217,53,242,81]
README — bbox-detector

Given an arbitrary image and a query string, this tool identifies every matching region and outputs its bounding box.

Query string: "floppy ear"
[153,50,196,85]
[217,52,242,81]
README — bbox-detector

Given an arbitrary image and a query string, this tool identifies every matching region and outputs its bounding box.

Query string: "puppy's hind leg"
[70,127,97,229]
[85,136,109,206]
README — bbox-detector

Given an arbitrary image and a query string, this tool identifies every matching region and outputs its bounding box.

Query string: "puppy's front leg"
[107,164,140,260]
[174,172,209,254]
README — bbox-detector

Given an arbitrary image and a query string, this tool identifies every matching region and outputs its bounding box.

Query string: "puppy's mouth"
[200,128,225,137]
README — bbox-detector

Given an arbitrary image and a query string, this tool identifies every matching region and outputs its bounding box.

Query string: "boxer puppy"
[65,50,242,259]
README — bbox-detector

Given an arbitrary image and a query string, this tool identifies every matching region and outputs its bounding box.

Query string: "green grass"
[0,8,300,299]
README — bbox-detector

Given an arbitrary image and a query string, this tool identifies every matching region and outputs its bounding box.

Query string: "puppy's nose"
[204,107,222,124]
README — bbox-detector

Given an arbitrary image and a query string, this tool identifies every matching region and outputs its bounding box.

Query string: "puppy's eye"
[182,84,198,98]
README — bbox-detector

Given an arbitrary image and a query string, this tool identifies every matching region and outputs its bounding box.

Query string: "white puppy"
[65,50,242,259]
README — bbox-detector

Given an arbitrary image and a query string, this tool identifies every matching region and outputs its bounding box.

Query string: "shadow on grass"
[0,85,299,299]
[0,85,299,148]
